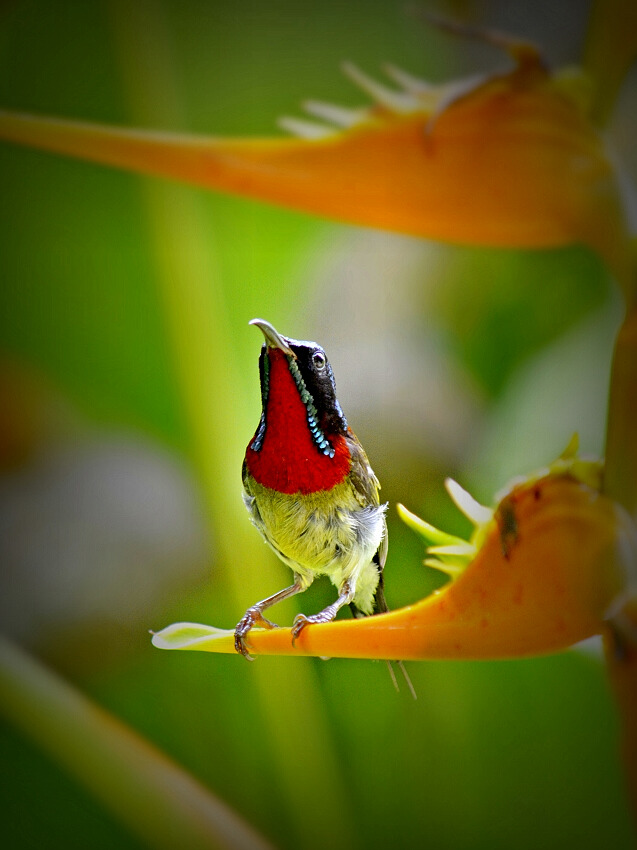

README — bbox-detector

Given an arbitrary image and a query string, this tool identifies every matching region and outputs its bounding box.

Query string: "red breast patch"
[245,349,350,494]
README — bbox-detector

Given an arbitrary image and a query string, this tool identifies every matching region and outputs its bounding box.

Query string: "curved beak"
[249,318,296,358]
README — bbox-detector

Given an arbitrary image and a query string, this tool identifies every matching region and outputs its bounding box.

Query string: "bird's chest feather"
[243,477,385,584]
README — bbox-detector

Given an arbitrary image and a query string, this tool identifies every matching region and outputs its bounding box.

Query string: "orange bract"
[0,52,628,278]
[153,473,629,660]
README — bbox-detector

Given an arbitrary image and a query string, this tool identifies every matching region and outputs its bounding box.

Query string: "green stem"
[587,3,637,818]
[602,262,637,831]
[107,2,355,846]
[604,301,637,516]
[0,636,274,850]
[583,0,637,126]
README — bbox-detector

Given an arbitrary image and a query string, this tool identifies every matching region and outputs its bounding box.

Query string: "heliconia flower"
[0,36,629,282]
[152,438,637,661]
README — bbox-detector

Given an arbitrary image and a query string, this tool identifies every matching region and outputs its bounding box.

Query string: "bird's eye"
[312,350,327,370]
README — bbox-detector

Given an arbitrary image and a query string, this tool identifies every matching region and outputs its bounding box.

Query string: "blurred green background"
[0,1,634,848]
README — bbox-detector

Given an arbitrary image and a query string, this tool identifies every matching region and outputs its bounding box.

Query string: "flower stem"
[602,264,637,831]
[604,302,637,516]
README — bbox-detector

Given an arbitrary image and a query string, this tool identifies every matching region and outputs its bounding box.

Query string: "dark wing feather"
[345,430,381,508]
[346,429,389,616]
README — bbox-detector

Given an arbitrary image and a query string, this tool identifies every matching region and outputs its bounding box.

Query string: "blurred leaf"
[427,245,613,398]
[0,636,275,850]
[467,293,622,497]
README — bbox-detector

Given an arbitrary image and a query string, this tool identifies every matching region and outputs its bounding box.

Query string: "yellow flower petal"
[444,478,493,526]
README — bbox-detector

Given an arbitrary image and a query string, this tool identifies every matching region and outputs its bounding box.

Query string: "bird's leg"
[235,577,307,660]
[291,580,354,644]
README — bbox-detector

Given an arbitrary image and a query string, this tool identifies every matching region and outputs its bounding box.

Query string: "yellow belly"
[243,477,386,613]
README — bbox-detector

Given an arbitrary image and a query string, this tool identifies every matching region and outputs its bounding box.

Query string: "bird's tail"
[350,579,417,700]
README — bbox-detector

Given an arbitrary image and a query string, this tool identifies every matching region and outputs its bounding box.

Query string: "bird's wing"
[346,430,381,507]
[346,430,389,615]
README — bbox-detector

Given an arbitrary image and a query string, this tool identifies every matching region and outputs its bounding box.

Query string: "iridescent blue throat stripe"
[250,353,335,458]
[287,356,335,458]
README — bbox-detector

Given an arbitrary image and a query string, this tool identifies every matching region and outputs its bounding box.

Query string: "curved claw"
[291,611,336,645]
[234,608,279,660]
[234,625,255,661]
[291,614,309,646]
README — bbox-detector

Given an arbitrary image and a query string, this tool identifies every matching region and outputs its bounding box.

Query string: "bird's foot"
[234,607,279,660]
[291,610,335,645]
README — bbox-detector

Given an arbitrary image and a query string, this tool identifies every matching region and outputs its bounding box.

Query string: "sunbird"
[235,319,413,693]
